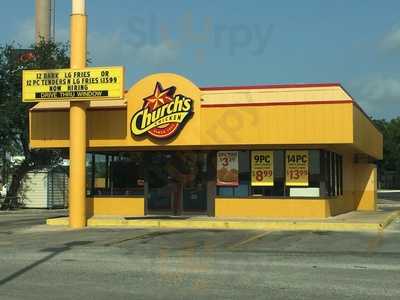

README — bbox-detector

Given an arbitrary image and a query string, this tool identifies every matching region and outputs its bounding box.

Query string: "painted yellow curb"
[88,218,128,227]
[46,210,400,231]
[46,217,69,226]
[380,210,400,229]
[86,218,385,231]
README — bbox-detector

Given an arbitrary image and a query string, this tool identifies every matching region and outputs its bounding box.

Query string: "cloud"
[10,15,179,87]
[11,16,69,46]
[350,75,400,119]
[87,30,179,68]
[11,18,179,83]
[381,26,400,52]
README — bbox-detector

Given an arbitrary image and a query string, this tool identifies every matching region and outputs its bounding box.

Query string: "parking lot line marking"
[227,231,272,249]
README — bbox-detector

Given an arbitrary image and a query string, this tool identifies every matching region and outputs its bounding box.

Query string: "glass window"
[86,149,344,199]
[335,154,343,196]
[87,152,145,196]
[332,153,337,196]
[320,151,328,197]
[86,153,94,196]
[327,152,335,196]
[109,153,144,196]
[336,153,340,196]
[339,156,343,196]
[309,150,320,188]
[215,149,343,199]
[251,150,285,197]
[285,150,323,198]
[94,154,107,195]
[217,151,250,197]
[319,151,343,197]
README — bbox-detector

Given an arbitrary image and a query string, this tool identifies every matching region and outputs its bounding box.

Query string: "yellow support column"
[69,0,88,228]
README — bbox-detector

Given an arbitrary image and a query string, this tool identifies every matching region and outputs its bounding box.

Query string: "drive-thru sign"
[22,66,124,102]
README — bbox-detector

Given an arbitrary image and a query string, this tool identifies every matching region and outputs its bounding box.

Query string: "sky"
[1,0,400,119]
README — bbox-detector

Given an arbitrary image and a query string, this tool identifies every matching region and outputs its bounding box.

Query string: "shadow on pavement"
[0,241,93,287]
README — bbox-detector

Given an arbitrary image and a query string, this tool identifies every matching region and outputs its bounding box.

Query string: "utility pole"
[69,0,88,228]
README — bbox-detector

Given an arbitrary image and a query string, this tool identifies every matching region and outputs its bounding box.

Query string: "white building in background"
[22,168,68,209]
[0,154,69,208]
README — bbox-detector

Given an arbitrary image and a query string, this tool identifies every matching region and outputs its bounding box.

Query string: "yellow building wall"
[353,106,383,159]
[86,197,145,217]
[29,106,379,219]
[200,103,353,146]
[215,198,329,218]
[325,151,356,216]
[30,110,69,148]
[88,109,127,141]
[215,150,368,219]
[325,195,360,216]
[30,109,128,149]
[29,84,382,161]
[354,164,377,211]
[322,151,378,215]
[28,81,382,219]
[30,103,355,149]
[201,85,352,105]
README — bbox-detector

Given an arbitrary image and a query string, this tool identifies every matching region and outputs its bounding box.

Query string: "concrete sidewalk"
[47,209,400,232]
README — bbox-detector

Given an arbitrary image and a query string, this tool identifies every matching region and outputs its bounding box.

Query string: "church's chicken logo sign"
[130,82,194,139]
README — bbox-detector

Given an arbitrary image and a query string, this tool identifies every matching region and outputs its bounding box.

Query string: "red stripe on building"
[201,100,352,108]
[200,83,341,91]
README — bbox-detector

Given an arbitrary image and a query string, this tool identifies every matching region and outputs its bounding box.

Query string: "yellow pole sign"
[251,151,273,186]
[285,150,309,186]
[22,66,124,102]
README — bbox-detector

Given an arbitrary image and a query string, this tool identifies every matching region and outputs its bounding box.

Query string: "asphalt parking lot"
[1,208,400,300]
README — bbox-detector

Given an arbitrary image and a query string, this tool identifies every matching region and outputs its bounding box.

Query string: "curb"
[46,211,400,232]
[380,210,400,229]
[47,217,69,226]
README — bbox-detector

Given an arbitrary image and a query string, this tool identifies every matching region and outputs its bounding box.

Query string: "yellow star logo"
[143,82,176,112]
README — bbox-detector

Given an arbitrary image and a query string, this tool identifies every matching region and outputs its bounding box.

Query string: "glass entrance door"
[146,151,209,215]
[181,152,208,212]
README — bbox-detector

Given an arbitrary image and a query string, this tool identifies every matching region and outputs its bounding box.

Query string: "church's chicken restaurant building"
[29,73,382,219]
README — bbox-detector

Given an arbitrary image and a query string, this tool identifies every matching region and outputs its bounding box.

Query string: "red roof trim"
[30,107,126,112]
[200,82,341,91]
[201,100,352,108]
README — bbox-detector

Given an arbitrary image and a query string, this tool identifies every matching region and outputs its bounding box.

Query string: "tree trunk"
[0,160,31,210]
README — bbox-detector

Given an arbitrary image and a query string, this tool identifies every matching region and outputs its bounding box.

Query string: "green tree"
[373,117,400,187]
[0,40,69,209]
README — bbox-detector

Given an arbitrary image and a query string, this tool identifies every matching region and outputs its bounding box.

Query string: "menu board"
[251,151,273,186]
[22,66,124,102]
[285,150,309,186]
[217,151,239,186]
